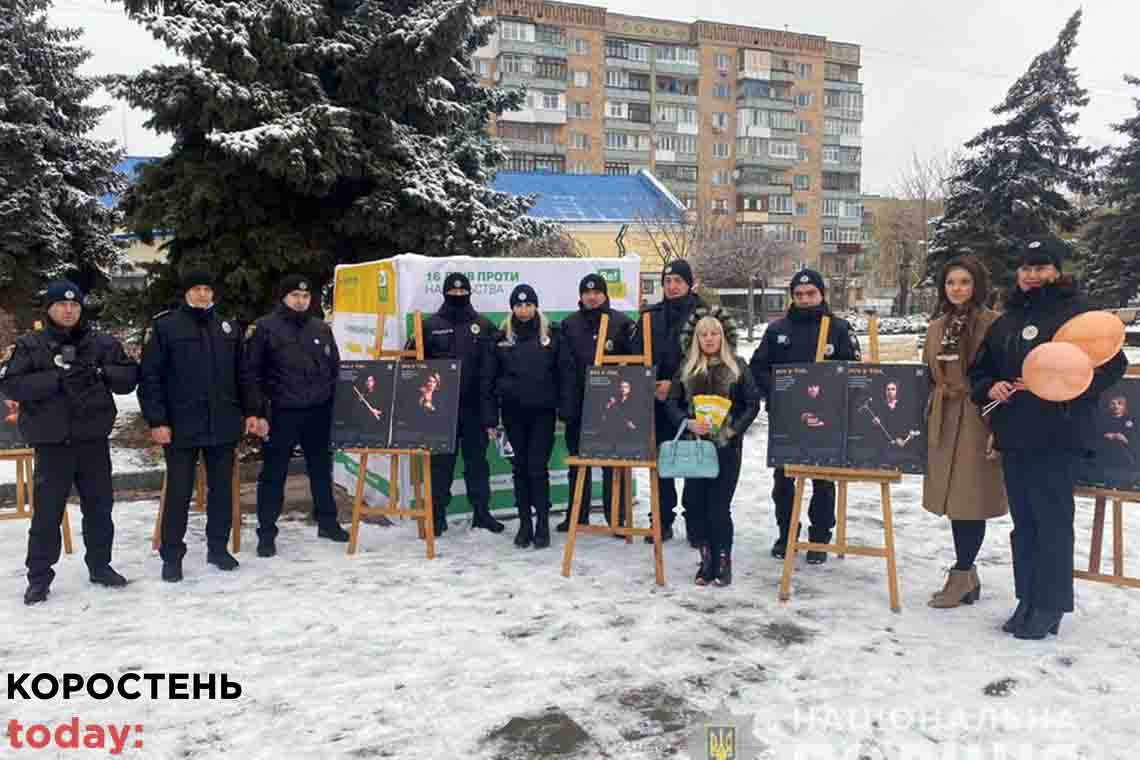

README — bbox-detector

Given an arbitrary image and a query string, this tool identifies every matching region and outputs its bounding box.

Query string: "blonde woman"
[666,314,761,586]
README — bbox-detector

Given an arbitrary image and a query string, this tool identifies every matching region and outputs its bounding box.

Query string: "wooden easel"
[345,311,437,559]
[1,449,74,554]
[778,315,904,612]
[561,312,666,586]
[152,448,242,552]
[1073,367,1140,590]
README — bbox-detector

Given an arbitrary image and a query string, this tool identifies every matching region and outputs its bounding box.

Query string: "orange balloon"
[1022,342,1093,402]
[1054,311,1126,367]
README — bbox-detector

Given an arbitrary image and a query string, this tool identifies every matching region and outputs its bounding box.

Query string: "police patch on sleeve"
[470,324,481,335]
[222,321,232,334]
[1021,325,1039,341]
[605,339,614,351]
[776,334,789,345]
[824,344,835,357]
[541,335,551,347]
[1028,241,1042,249]
[245,323,257,339]
[799,275,810,284]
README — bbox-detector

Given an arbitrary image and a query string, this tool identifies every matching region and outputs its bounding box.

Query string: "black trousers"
[502,407,556,517]
[429,409,492,519]
[257,404,338,540]
[26,440,115,585]
[653,403,694,529]
[683,445,743,552]
[564,416,627,524]
[1002,449,1077,613]
[160,444,235,561]
[772,467,836,540]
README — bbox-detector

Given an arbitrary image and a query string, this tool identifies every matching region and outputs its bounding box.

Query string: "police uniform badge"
[585,279,596,289]
[299,281,309,291]
[605,339,614,351]
[1021,325,1039,341]
[824,343,835,357]
[65,290,75,300]
[776,334,789,345]
[1028,241,1042,249]
[518,292,527,302]
[541,335,551,347]
[245,323,257,339]
[470,324,481,335]
[324,344,331,356]
[221,321,232,334]
[452,279,463,289]
[799,275,810,284]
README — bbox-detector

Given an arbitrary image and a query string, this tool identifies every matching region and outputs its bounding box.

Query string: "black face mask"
[278,303,308,326]
[183,301,214,323]
[788,303,829,322]
[444,292,471,311]
[511,315,539,339]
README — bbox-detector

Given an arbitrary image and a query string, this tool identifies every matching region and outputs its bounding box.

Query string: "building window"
[797,62,813,78]
[823,146,840,163]
[541,92,561,110]
[475,59,491,77]
[629,43,649,62]
[505,153,565,173]
[793,175,809,190]
[769,140,797,159]
[714,83,730,99]
[605,162,630,176]
[569,101,591,119]
[658,134,697,154]
[573,70,590,87]
[657,45,698,65]
[712,142,730,159]
[571,132,590,150]
[658,164,698,182]
[712,112,729,130]
[712,169,730,185]
[605,69,623,88]
[769,194,793,214]
[711,198,729,214]
[824,119,861,137]
[796,92,813,107]
[798,147,809,162]
[535,58,567,81]
[628,102,651,124]
[501,54,533,75]
[795,201,809,217]
[499,21,535,43]
[628,72,650,91]
[607,101,627,119]
[535,25,565,47]
[715,53,731,71]
[569,161,592,174]
[572,38,590,55]
[605,131,626,149]
[794,229,808,244]
[797,119,811,135]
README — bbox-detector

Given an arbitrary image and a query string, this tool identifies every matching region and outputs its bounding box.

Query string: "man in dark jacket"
[638,259,704,543]
[557,274,638,531]
[0,281,139,605]
[970,236,1127,639]
[139,271,255,581]
[750,269,861,564]
[413,272,503,535]
[244,275,348,557]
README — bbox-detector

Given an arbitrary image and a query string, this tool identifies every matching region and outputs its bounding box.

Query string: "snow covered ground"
[3,342,1139,759]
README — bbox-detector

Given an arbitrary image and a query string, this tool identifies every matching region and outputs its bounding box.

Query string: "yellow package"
[693,394,731,434]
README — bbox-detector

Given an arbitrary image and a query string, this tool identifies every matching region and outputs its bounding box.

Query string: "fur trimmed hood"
[679,304,742,357]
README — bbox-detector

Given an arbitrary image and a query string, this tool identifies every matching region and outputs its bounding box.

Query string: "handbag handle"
[673,420,690,443]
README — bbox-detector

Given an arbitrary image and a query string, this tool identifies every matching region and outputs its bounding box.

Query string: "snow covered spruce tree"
[0,0,124,326]
[1082,75,1140,307]
[925,10,1100,295]
[113,0,549,320]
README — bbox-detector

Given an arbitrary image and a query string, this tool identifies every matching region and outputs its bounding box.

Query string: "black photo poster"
[1,389,24,450]
[389,360,462,454]
[767,363,848,467]
[846,364,930,474]
[579,365,656,460]
[1078,376,1140,492]
[331,360,397,449]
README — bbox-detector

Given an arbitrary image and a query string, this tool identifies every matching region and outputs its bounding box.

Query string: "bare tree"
[694,233,798,339]
[633,204,729,269]
[498,229,588,258]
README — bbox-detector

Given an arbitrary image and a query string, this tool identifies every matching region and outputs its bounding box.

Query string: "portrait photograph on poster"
[846,364,930,474]
[767,363,848,467]
[389,360,461,453]
[578,365,656,460]
[1078,376,1140,492]
[1,389,23,450]
[331,360,397,449]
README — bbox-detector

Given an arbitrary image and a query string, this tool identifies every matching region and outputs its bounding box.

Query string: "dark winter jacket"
[969,278,1127,451]
[665,354,761,450]
[487,317,573,421]
[638,292,705,384]
[559,302,638,420]
[138,303,248,448]
[243,304,340,415]
[749,304,861,405]
[0,322,138,445]
[413,304,497,412]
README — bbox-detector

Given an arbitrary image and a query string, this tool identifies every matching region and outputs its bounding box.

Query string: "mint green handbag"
[657,421,720,479]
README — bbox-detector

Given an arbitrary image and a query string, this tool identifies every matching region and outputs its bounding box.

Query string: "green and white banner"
[330,254,642,515]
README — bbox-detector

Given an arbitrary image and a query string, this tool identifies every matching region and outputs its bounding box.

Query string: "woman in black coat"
[666,313,761,586]
[487,284,571,550]
[969,236,1127,639]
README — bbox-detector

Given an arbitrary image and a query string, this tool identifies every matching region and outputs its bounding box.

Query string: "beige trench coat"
[922,309,1009,520]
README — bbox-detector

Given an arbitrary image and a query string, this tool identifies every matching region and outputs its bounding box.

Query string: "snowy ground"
[3,342,1140,759]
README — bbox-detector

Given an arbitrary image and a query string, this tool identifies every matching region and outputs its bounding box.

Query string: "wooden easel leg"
[560,465,589,578]
[779,477,807,602]
[422,453,435,559]
[880,482,901,612]
[649,470,664,586]
[414,456,426,540]
[1089,496,1106,574]
[389,454,400,521]
[61,508,74,556]
[15,457,26,518]
[1113,499,1124,581]
[231,450,241,554]
[613,469,630,544]
[348,453,369,556]
[624,466,633,529]
[194,459,206,513]
[836,482,848,559]
[153,471,168,551]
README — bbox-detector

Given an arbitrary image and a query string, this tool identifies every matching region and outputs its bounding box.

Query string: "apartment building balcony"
[653,149,699,164]
[605,117,651,132]
[735,178,793,195]
[499,72,568,92]
[653,59,701,76]
[661,177,698,194]
[500,108,568,125]
[500,38,567,60]
[839,133,862,148]
[654,90,699,106]
[500,139,567,156]
[654,120,700,136]
[833,215,864,229]
[736,155,798,172]
[605,87,651,103]
[824,106,864,121]
[604,147,652,162]
[736,210,770,224]
[737,66,795,84]
[823,78,863,93]
[736,125,798,140]
[822,188,863,200]
[824,159,862,174]
[605,56,652,73]
[736,94,795,111]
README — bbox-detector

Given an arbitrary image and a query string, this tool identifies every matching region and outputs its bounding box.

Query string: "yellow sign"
[333,260,397,316]
[706,725,735,760]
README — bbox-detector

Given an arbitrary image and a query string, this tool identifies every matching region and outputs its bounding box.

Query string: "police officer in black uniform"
[244,274,349,557]
[139,271,254,582]
[639,259,704,543]
[749,269,860,564]
[1,281,139,605]
[558,274,638,532]
[413,272,504,535]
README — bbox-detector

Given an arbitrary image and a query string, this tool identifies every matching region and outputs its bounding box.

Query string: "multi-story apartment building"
[475,0,865,276]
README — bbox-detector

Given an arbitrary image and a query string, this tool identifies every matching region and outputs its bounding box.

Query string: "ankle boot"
[471,505,505,533]
[928,567,981,608]
[771,524,801,559]
[695,544,715,586]
[514,508,533,548]
[1014,608,1063,640]
[1001,600,1030,633]
[533,509,550,549]
[713,550,732,587]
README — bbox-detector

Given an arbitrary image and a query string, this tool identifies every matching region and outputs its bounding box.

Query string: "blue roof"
[490,170,685,224]
[101,156,161,208]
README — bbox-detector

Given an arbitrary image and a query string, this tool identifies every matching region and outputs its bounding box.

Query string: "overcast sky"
[55,0,1140,195]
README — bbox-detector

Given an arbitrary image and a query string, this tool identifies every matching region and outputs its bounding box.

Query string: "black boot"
[162,559,183,583]
[771,524,801,559]
[1001,600,1030,634]
[533,510,551,549]
[645,523,674,544]
[806,529,831,564]
[89,565,128,588]
[695,544,715,586]
[556,506,590,532]
[1014,608,1063,640]
[317,522,350,542]
[23,581,50,606]
[207,547,240,571]
[471,505,505,533]
[257,536,277,557]
[514,508,534,549]
[713,550,732,587]
[434,511,448,535]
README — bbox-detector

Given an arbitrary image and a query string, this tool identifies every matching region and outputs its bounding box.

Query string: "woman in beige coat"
[923,255,1008,608]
